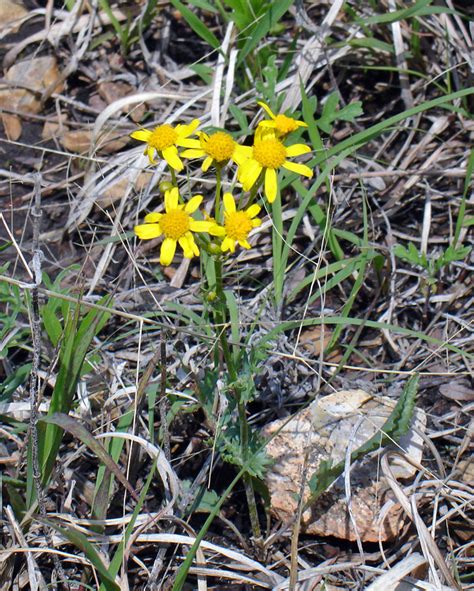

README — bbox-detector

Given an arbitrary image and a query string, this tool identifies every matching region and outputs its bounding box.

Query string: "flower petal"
[179,138,201,149]
[208,223,225,236]
[189,220,214,233]
[147,146,156,164]
[134,223,162,240]
[185,194,203,213]
[223,192,236,214]
[180,232,199,257]
[232,145,252,165]
[258,120,276,128]
[181,148,205,159]
[177,118,200,140]
[221,237,235,253]
[264,168,278,203]
[239,160,262,191]
[238,239,251,249]
[202,156,213,172]
[162,146,183,171]
[144,212,162,223]
[282,161,313,178]
[165,187,180,211]
[285,143,312,157]
[160,238,177,266]
[257,101,276,120]
[178,235,194,258]
[251,217,262,228]
[245,203,261,218]
[131,129,152,142]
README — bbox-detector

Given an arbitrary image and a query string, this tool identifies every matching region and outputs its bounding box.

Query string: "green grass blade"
[169,0,221,49]
[39,518,120,591]
[238,0,294,65]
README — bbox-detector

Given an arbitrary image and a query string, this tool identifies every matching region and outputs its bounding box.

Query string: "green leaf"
[39,518,120,591]
[238,0,294,65]
[337,101,364,122]
[28,296,112,506]
[228,104,250,134]
[0,363,31,402]
[169,0,220,49]
[189,63,213,85]
[41,413,139,502]
[309,375,419,499]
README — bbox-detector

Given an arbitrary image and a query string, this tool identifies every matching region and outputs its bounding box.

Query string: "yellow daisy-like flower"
[221,192,261,253]
[131,119,200,171]
[180,130,248,171]
[237,129,313,203]
[134,187,216,266]
[257,101,307,136]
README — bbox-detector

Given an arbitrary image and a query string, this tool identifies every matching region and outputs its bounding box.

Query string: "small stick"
[27,174,70,590]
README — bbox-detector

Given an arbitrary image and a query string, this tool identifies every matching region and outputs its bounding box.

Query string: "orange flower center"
[225,211,253,241]
[149,124,178,151]
[159,209,190,240]
[253,138,286,169]
[203,131,235,162]
[274,114,298,135]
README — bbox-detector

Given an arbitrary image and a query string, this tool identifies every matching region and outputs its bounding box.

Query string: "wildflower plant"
[131,102,316,539]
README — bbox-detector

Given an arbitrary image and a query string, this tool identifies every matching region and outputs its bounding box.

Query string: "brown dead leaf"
[42,114,68,141]
[300,325,342,362]
[263,390,426,542]
[439,382,474,402]
[1,113,22,140]
[300,326,332,356]
[98,81,146,122]
[60,128,130,154]
[60,129,92,153]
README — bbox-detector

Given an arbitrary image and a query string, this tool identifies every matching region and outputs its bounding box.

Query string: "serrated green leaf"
[309,375,419,499]
[338,101,364,122]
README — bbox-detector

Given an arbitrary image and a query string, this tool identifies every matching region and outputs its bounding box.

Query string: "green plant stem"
[214,259,261,540]
[170,167,177,187]
[215,166,223,223]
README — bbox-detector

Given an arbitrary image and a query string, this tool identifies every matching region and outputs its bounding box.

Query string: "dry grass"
[0,1,473,590]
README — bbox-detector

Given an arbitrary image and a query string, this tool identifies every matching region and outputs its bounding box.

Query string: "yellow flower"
[257,101,307,136]
[180,130,248,171]
[134,187,216,266]
[221,192,261,253]
[131,119,200,171]
[237,129,313,203]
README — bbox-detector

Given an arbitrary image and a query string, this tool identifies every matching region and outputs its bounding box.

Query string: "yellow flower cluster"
[132,102,313,266]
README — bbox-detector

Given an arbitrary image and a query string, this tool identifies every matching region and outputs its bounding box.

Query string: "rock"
[1,113,22,140]
[0,56,64,114]
[263,389,426,542]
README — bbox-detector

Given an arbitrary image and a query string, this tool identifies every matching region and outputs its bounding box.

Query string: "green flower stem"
[214,258,261,540]
[170,168,177,187]
[271,186,284,306]
[215,166,223,224]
